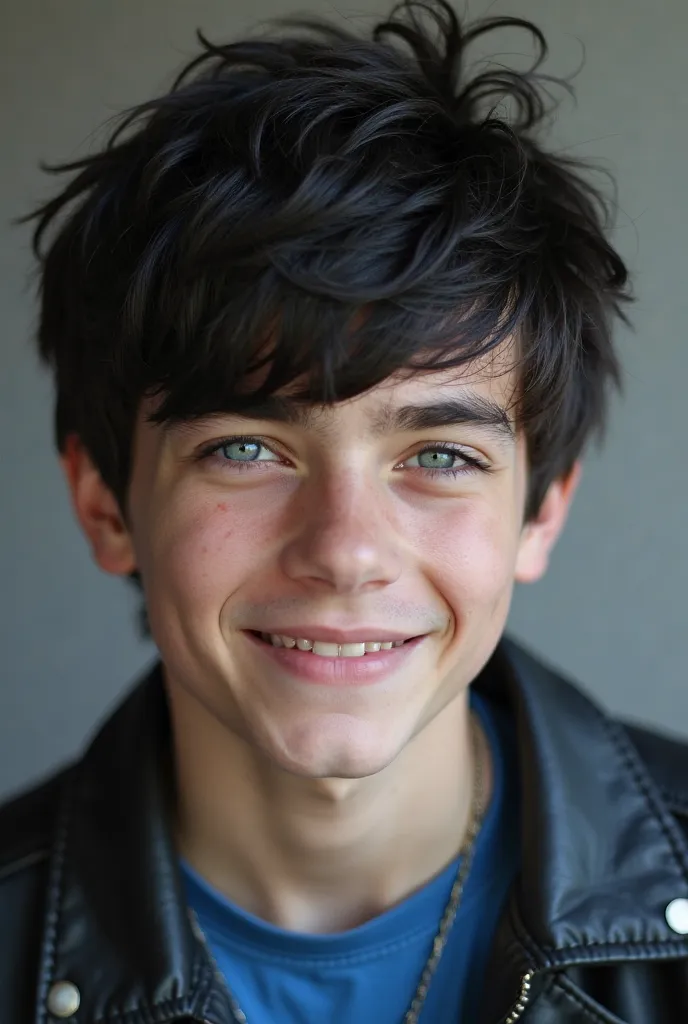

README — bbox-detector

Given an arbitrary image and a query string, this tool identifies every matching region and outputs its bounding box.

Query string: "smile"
[244,630,425,686]
[258,633,410,657]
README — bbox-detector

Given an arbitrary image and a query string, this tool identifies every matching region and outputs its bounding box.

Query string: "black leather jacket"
[2,638,688,1024]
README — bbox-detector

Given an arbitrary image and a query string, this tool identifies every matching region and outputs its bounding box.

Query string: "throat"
[166,658,483,934]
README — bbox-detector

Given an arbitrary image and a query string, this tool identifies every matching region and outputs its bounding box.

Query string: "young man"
[2,1,688,1021]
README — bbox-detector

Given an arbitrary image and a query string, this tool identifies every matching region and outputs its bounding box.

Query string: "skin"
[63,356,579,933]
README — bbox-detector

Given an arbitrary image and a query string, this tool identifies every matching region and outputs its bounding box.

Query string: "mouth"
[242,629,426,686]
[247,630,420,658]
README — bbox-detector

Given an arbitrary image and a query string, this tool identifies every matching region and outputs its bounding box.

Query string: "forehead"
[141,342,522,443]
[269,345,520,435]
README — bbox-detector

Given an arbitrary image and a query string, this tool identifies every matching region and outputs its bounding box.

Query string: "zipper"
[503,969,536,1023]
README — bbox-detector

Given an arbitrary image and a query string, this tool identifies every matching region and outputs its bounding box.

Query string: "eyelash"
[196,436,492,479]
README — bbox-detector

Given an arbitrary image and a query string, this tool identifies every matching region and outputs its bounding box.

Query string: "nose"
[280,470,402,594]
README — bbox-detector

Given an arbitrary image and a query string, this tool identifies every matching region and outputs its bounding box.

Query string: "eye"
[403,444,490,477]
[197,436,283,470]
[218,439,279,463]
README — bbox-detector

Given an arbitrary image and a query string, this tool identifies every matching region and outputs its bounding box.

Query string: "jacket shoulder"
[499,634,688,811]
[501,637,688,821]
[0,765,73,882]
[623,719,688,819]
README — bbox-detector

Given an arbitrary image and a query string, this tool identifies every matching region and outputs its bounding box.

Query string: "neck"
[168,682,491,934]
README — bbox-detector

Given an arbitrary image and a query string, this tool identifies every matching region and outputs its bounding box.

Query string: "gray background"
[1,0,686,801]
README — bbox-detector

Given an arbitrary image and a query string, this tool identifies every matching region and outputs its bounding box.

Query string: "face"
[65,357,578,779]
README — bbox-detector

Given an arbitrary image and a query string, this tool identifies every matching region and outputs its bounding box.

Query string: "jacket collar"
[36,640,688,1023]
[494,638,688,967]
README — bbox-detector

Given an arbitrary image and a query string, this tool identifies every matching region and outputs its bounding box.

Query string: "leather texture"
[2,637,688,1024]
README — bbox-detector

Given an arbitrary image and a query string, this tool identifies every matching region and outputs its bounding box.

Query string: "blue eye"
[197,436,281,471]
[220,440,263,462]
[416,449,458,470]
[405,445,491,478]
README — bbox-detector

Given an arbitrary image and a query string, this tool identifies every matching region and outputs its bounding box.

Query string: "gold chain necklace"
[218,714,487,1024]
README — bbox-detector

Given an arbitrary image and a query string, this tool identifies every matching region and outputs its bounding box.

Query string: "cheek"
[133,488,286,612]
[412,497,520,610]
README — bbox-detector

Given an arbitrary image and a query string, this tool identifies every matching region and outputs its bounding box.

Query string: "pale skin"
[63,355,579,934]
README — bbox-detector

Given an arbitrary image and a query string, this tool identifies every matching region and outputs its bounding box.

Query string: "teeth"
[339,643,366,658]
[312,641,341,657]
[259,633,410,656]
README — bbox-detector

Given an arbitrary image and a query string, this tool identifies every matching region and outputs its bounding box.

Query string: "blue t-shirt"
[182,690,519,1023]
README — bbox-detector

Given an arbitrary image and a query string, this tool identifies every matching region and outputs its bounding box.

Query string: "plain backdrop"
[1,0,686,801]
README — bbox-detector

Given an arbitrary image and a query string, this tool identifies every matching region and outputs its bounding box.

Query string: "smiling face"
[65,356,578,779]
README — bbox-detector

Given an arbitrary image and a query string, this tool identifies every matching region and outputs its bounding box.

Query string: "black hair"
[24,0,630,523]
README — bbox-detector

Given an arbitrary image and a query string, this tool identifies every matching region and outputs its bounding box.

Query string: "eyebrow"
[172,392,514,443]
[368,395,514,442]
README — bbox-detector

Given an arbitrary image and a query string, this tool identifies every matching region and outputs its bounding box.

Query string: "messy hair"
[25,0,630,521]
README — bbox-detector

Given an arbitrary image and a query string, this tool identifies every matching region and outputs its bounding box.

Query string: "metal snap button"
[666,898,688,934]
[47,980,81,1018]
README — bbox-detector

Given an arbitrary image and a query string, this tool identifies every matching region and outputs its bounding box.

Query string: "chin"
[265,719,401,780]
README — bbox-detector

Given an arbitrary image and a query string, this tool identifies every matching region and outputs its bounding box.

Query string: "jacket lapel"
[476,640,688,1022]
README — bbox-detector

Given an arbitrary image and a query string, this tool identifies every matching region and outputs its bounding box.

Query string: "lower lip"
[243,631,426,686]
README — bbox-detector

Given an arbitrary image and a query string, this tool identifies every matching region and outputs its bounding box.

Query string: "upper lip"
[247,627,423,643]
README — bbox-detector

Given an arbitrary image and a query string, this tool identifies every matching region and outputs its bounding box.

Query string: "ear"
[61,434,137,576]
[515,462,582,584]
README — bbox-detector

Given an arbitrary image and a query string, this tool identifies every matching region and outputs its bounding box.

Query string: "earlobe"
[61,435,137,576]
[515,463,582,584]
